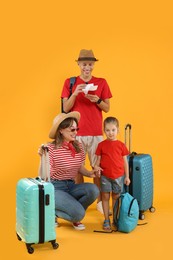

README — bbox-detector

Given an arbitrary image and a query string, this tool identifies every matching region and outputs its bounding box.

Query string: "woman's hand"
[87,167,103,178]
[79,164,102,178]
[38,144,48,156]
[93,165,103,177]
[87,170,97,178]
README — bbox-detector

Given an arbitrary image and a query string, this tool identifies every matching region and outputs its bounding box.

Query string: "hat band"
[77,57,98,61]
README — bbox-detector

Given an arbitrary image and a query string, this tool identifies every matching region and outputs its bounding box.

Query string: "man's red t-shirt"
[61,76,112,136]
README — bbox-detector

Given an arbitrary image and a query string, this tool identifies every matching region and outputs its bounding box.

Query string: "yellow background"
[0,0,173,259]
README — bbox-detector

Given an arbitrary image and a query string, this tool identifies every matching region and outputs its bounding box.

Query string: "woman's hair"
[104,116,119,129]
[52,117,81,153]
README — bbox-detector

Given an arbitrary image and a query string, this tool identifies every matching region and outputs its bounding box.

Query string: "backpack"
[61,77,76,113]
[113,192,139,233]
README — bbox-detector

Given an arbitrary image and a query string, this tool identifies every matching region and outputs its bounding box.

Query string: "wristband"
[96,98,102,104]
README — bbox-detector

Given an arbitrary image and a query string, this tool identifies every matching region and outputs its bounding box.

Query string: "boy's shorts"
[100,175,124,194]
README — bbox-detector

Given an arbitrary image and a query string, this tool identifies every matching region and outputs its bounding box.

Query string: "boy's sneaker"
[72,222,85,230]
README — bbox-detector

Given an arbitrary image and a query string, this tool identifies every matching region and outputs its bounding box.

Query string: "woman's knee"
[56,203,85,222]
[87,183,99,198]
[55,191,86,222]
[71,206,85,222]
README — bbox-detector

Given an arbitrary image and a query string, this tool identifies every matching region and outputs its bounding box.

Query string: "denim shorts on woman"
[100,175,124,193]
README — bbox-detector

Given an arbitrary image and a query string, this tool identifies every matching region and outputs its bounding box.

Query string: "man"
[61,49,112,214]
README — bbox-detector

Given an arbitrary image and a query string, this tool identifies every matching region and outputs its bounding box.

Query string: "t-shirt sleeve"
[101,79,112,100]
[95,143,102,156]
[122,143,130,156]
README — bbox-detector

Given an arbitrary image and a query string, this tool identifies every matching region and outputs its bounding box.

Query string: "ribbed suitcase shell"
[128,153,154,214]
[16,178,58,253]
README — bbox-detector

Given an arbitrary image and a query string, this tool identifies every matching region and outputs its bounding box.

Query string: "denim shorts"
[100,175,124,194]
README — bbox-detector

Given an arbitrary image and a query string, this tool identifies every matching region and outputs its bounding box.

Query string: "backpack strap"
[69,77,76,97]
[114,197,120,224]
[93,230,117,233]
[61,76,76,113]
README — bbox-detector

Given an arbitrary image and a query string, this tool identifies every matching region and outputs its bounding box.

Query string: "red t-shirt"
[95,139,129,179]
[61,76,112,136]
[47,142,85,180]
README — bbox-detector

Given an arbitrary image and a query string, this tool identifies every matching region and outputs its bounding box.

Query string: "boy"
[94,117,130,230]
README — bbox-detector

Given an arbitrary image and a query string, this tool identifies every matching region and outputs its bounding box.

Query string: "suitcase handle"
[125,123,132,152]
[125,124,131,130]
[38,144,50,182]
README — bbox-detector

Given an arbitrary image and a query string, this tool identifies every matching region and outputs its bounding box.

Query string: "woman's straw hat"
[49,112,80,139]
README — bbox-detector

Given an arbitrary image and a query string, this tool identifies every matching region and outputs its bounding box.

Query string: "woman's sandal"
[103,219,111,231]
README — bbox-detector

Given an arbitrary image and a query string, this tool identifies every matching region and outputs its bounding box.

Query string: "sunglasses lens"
[71,128,79,132]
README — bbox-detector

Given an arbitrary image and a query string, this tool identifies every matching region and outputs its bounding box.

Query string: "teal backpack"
[113,192,139,233]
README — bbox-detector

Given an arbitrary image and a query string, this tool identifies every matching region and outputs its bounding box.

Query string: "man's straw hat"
[76,49,98,62]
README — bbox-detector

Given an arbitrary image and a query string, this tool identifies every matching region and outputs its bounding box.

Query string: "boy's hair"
[104,117,119,128]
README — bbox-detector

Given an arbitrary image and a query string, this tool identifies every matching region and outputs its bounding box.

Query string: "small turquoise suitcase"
[125,124,155,220]
[16,177,59,254]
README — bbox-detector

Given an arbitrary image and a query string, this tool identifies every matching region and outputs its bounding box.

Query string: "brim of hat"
[76,58,98,62]
[49,111,80,139]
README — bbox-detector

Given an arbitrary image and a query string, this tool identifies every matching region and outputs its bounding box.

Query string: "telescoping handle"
[38,145,50,182]
[124,124,132,153]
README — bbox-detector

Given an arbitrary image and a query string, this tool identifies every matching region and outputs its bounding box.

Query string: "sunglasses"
[69,127,80,132]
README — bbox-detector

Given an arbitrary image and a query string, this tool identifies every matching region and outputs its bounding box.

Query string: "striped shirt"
[47,142,85,180]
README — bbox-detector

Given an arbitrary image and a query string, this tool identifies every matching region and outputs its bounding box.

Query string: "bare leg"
[102,192,110,219]
[112,192,120,219]
[102,192,111,230]
[93,176,102,202]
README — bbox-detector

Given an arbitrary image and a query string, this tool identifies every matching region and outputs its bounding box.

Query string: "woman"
[39,111,99,230]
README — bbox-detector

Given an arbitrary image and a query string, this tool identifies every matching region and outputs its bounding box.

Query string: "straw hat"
[76,49,98,62]
[49,112,80,139]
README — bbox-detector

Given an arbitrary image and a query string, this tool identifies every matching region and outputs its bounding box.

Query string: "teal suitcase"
[16,177,59,254]
[128,153,155,219]
[125,124,155,220]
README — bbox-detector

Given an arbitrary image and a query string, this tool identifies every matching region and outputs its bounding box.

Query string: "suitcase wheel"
[139,206,156,220]
[26,244,34,254]
[51,241,59,249]
[139,212,145,220]
[149,206,156,213]
[28,247,34,254]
